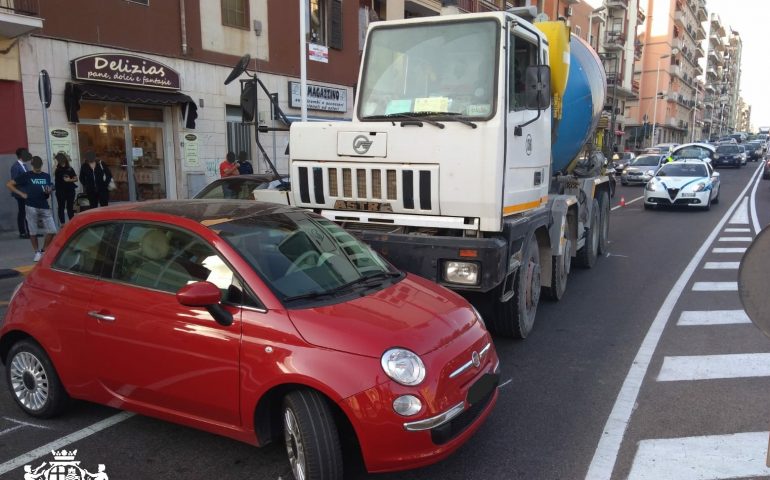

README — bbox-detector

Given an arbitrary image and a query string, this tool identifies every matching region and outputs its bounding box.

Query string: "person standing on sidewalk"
[220,151,240,178]
[54,152,78,223]
[6,155,57,262]
[79,151,112,208]
[10,148,31,239]
[237,151,254,174]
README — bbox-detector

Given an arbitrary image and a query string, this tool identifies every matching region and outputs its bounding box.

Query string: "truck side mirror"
[524,65,551,110]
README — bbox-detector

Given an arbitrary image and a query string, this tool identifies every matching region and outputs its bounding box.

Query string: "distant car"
[644,160,721,210]
[737,145,748,165]
[745,141,764,161]
[717,136,738,144]
[714,144,743,168]
[671,143,715,164]
[729,132,748,143]
[612,152,636,174]
[621,154,666,185]
[653,143,680,154]
[0,200,500,478]
[194,174,290,200]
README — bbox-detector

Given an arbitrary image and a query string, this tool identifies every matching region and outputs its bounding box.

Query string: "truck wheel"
[597,192,610,256]
[576,198,600,269]
[489,235,541,338]
[283,390,343,480]
[544,239,570,301]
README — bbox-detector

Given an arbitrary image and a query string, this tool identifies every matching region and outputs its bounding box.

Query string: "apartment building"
[724,29,742,132]
[626,0,707,149]
[736,97,751,133]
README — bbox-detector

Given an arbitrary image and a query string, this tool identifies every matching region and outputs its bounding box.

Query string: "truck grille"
[293,162,440,214]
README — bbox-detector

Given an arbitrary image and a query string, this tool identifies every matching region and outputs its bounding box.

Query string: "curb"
[0,265,34,279]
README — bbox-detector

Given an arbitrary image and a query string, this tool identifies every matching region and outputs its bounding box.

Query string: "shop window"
[306,0,342,49]
[226,105,252,163]
[221,0,249,29]
[128,107,164,122]
[79,102,126,121]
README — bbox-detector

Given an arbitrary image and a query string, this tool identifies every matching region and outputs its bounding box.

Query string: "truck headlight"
[443,261,480,285]
[381,348,426,386]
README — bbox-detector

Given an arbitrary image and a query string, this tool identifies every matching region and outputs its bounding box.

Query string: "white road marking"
[657,353,770,381]
[0,412,134,476]
[498,379,512,389]
[585,164,764,480]
[0,425,24,437]
[724,227,751,233]
[627,431,770,480]
[729,197,750,224]
[677,310,751,326]
[717,236,752,242]
[712,247,747,253]
[1,417,52,430]
[611,195,644,211]
[750,162,762,233]
[692,282,738,291]
[703,262,740,269]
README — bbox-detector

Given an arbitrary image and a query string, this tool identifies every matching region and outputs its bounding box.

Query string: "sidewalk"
[0,230,39,278]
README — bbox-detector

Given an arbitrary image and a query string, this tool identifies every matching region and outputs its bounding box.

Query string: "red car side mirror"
[177,282,222,307]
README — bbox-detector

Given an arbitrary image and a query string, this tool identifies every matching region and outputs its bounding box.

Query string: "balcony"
[634,41,643,61]
[696,44,705,59]
[674,11,686,27]
[632,79,640,94]
[673,38,684,51]
[605,30,626,50]
[607,0,629,10]
[696,0,707,21]
[696,23,706,41]
[0,0,42,37]
[456,0,510,13]
[694,64,703,77]
[705,83,715,93]
[637,7,646,23]
[670,64,682,78]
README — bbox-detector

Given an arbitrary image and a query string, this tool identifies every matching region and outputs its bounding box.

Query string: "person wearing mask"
[237,151,254,175]
[79,151,112,208]
[219,151,239,178]
[10,147,31,238]
[54,152,78,223]
[6,156,56,262]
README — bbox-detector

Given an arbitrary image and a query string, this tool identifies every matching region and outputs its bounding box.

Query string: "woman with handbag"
[78,151,113,208]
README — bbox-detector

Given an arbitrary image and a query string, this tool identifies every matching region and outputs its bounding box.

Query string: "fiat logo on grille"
[353,135,374,154]
[472,351,481,368]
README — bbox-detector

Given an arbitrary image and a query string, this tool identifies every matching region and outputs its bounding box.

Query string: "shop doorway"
[76,102,168,202]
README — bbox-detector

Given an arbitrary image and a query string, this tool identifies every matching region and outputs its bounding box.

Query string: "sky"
[586,0,770,130]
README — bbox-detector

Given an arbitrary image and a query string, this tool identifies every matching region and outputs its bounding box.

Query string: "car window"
[112,223,258,306]
[197,179,263,200]
[631,155,661,166]
[53,224,120,277]
[657,163,707,177]
[716,145,739,154]
[673,147,711,159]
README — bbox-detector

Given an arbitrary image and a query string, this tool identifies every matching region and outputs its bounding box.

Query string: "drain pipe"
[179,0,188,55]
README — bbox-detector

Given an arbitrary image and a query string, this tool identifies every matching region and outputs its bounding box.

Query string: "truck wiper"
[425,112,478,129]
[282,271,403,304]
[362,112,445,129]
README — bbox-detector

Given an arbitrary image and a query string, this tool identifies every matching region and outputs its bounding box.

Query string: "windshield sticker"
[385,99,413,115]
[467,104,491,116]
[414,97,449,113]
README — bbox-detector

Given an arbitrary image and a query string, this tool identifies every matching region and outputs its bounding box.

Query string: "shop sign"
[183,133,200,169]
[71,53,181,90]
[308,43,329,63]
[289,81,347,113]
[49,128,73,158]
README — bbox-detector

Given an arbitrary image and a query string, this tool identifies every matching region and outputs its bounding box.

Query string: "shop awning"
[65,82,198,129]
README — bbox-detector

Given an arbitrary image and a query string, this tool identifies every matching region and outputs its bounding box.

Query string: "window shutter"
[330,0,343,50]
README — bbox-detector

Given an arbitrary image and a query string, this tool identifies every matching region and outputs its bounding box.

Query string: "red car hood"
[287,274,480,357]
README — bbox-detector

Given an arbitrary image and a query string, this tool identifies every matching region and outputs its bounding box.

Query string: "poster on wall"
[183,133,200,169]
[49,128,73,158]
[308,44,329,63]
[205,161,217,177]
[289,81,347,113]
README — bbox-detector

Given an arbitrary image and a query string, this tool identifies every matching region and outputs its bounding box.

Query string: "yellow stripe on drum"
[503,196,549,215]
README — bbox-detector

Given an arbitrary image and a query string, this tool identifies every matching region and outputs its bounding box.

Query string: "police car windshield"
[657,163,708,177]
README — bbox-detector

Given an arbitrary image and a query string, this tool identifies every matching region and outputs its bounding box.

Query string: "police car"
[644,160,720,210]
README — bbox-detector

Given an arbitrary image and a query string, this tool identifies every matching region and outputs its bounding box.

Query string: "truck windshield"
[358,19,498,121]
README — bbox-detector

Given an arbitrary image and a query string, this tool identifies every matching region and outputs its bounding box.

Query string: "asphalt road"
[0,162,767,480]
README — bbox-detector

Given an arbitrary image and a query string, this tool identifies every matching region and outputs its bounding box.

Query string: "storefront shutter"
[330,0,343,50]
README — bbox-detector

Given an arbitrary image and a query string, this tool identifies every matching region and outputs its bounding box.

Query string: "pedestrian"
[220,151,239,178]
[54,152,78,223]
[237,150,254,174]
[78,151,112,208]
[10,147,31,239]
[6,155,57,262]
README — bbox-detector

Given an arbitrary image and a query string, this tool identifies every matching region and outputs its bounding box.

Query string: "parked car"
[621,154,666,185]
[671,143,715,164]
[0,200,500,479]
[612,151,636,174]
[745,141,764,161]
[644,160,720,210]
[194,174,290,200]
[714,144,744,168]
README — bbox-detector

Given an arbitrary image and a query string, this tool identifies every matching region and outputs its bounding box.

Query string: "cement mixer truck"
[271,9,610,338]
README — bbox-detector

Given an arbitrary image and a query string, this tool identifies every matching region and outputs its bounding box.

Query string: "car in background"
[714,144,744,168]
[729,133,748,144]
[0,200,500,478]
[764,157,770,180]
[672,143,715,164]
[737,145,748,165]
[621,154,666,185]
[717,136,738,144]
[745,141,764,161]
[644,160,720,210]
[612,151,636,174]
[643,143,680,155]
[194,174,290,200]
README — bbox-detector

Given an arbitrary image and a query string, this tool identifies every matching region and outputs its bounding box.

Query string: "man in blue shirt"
[6,156,57,262]
[237,150,254,175]
[10,147,31,238]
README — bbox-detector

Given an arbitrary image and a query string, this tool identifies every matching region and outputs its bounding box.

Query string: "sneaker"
[19,233,29,239]
[33,251,42,262]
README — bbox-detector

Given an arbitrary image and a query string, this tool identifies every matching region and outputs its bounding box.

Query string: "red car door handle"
[88,310,116,322]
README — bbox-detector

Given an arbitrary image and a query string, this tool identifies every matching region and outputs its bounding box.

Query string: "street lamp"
[650,49,678,147]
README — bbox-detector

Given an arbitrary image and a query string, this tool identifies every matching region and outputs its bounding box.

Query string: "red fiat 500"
[0,200,499,479]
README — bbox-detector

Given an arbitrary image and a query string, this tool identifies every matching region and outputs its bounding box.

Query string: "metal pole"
[38,72,57,227]
[299,0,308,122]
[651,57,662,148]
[691,86,698,142]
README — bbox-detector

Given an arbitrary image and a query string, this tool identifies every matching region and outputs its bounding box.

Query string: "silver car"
[621,154,667,185]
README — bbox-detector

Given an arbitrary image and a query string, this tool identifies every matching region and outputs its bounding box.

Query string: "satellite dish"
[534,13,550,23]
[224,54,252,85]
[738,227,770,339]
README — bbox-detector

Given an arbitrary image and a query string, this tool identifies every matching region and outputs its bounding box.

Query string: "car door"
[84,222,242,426]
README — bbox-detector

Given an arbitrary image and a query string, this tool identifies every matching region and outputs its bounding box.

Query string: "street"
[0,163,766,479]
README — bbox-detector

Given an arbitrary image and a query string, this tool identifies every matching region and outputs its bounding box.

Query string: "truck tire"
[544,239,570,301]
[576,198,600,269]
[597,192,610,256]
[488,235,541,338]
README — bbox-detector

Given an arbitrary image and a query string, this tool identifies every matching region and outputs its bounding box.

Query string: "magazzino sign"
[289,81,347,113]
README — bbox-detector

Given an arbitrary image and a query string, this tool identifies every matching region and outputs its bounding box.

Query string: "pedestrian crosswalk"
[623,192,770,480]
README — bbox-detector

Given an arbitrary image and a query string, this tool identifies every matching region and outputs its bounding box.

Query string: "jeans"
[87,190,109,209]
[55,190,76,223]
